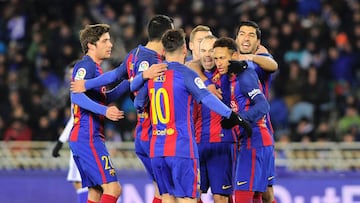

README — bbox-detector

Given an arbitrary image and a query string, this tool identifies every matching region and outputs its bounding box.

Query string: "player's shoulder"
[73,56,95,80]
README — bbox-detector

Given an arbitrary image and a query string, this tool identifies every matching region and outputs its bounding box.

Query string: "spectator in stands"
[4,117,32,141]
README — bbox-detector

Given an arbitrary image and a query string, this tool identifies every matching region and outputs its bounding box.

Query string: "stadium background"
[0,0,360,202]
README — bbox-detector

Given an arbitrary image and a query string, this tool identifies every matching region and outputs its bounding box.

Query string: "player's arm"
[186,59,223,99]
[133,84,149,110]
[105,79,130,103]
[52,115,74,157]
[239,45,278,73]
[237,69,270,123]
[71,93,124,121]
[71,63,128,93]
[184,70,252,136]
[71,64,124,121]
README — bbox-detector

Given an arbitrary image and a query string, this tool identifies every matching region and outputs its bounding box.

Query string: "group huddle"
[68,14,277,203]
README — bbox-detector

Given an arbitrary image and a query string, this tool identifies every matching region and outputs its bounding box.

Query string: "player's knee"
[213,194,228,203]
[103,181,122,197]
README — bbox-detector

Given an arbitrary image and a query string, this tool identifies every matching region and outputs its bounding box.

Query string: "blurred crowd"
[0,0,360,143]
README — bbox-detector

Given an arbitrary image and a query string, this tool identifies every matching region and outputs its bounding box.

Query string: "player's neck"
[165,55,185,64]
[146,41,163,55]
[87,53,102,65]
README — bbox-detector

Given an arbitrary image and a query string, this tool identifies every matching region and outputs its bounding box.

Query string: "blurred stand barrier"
[0,141,360,171]
[0,141,360,203]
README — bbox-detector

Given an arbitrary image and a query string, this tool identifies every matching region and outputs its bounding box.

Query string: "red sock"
[153,197,162,203]
[87,200,97,203]
[253,192,263,203]
[99,194,117,203]
[235,191,254,203]
[272,200,277,203]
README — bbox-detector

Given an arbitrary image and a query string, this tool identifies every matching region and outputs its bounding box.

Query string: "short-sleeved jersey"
[230,63,273,148]
[194,68,236,143]
[70,55,106,142]
[148,61,210,158]
[121,45,163,141]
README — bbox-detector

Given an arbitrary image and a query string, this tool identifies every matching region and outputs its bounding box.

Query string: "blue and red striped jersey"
[252,53,275,134]
[122,45,163,141]
[70,55,106,142]
[230,62,273,148]
[148,61,210,158]
[194,68,236,143]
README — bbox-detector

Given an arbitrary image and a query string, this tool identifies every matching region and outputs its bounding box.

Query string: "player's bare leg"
[161,193,176,203]
[262,186,275,203]
[213,194,229,203]
[177,197,197,203]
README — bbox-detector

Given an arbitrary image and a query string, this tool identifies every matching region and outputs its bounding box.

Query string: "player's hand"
[142,63,167,79]
[105,106,125,121]
[52,141,63,158]
[228,60,247,75]
[207,84,223,100]
[255,44,269,54]
[70,80,86,93]
[221,112,252,138]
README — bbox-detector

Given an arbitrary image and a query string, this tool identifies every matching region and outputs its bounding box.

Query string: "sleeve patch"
[74,68,86,80]
[194,77,206,89]
[138,61,149,72]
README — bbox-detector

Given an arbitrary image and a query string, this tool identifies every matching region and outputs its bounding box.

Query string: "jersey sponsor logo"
[74,68,86,80]
[138,61,149,72]
[194,77,206,89]
[152,128,175,136]
[237,181,247,186]
[247,88,261,99]
[222,185,232,190]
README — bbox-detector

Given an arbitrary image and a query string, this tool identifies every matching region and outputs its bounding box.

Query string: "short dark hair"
[161,29,185,53]
[147,15,174,41]
[79,24,110,54]
[236,21,261,39]
[213,37,239,54]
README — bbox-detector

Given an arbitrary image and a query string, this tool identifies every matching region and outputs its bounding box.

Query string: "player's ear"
[182,44,187,55]
[189,41,194,51]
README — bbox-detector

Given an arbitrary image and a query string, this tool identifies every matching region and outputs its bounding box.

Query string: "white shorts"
[67,151,82,182]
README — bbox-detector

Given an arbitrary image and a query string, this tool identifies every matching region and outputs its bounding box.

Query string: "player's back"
[148,61,209,158]
[125,45,163,80]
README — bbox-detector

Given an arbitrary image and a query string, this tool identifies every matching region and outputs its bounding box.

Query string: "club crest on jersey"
[194,77,206,89]
[75,68,86,80]
[212,73,220,83]
[138,61,149,72]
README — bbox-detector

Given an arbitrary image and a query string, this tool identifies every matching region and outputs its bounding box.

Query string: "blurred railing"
[0,141,360,171]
